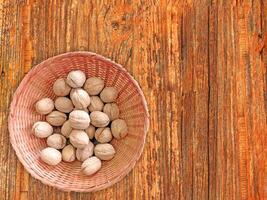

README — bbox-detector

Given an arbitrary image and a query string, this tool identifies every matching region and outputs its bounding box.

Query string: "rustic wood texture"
[0,0,266,199]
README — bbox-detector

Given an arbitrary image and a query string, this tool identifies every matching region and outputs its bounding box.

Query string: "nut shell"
[100,87,118,103]
[40,147,62,166]
[69,130,89,148]
[69,110,90,129]
[66,70,86,88]
[94,143,116,161]
[76,141,94,161]
[55,97,74,113]
[90,111,110,127]
[53,78,71,96]
[111,119,128,139]
[85,125,96,139]
[62,145,76,162]
[95,127,113,143]
[32,121,53,138]
[46,111,67,126]
[84,77,104,95]
[88,96,104,112]
[61,120,72,138]
[81,156,102,176]
[73,107,89,112]
[103,103,119,121]
[47,133,66,149]
[35,98,54,115]
[70,88,91,109]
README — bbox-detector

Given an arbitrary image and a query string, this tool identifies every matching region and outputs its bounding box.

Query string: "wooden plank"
[208,1,219,199]
[215,2,239,199]
[0,0,266,199]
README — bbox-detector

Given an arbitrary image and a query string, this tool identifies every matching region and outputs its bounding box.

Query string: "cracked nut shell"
[95,127,113,143]
[46,111,67,126]
[66,70,86,88]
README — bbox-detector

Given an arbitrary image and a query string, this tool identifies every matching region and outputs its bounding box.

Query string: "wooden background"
[0,0,266,199]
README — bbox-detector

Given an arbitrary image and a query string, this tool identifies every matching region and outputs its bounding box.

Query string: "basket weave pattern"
[8,52,149,192]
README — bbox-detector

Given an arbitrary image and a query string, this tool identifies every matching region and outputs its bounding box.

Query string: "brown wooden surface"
[0,0,266,199]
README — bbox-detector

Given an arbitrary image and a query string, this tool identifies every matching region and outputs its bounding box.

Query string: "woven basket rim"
[8,51,150,192]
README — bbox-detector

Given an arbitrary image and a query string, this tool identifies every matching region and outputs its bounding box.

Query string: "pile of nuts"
[32,70,128,176]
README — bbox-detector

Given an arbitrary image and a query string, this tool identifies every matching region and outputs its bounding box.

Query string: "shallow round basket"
[8,52,149,192]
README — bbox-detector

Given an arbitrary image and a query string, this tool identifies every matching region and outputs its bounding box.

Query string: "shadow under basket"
[8,52,149,192]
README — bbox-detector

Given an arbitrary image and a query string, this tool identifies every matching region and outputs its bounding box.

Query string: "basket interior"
[9,52,148,192]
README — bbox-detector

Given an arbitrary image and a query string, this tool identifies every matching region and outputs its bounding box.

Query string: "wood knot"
[111,21,119,30]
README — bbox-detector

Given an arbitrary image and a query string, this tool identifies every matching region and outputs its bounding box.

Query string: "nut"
[111,119,128,139]
[84,77,104,95]
[76,141,94,161]
[90,111,110,127]
[69,110,90,129]
[81,156,102,176]
[66,70,86,88]
[70,88,91,109]
[47,133,66,149]
[53,78,71,96]
[40,147,62,166]
[88,96,104,112]
[94,143,116,161]
[35,98,54,115]
[69,130,89,148]
[103,103,119,121]
[46,111,67,126]
[61,120,72,138]
[85,125,95,139]
[73,107,89,112]
[32,121,53,138]
[95,127,113,143]
[55,97,74,113]
[100,87,118,103]
[62,144,76,162]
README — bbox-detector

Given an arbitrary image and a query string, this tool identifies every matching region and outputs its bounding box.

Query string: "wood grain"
[0,0,266,199]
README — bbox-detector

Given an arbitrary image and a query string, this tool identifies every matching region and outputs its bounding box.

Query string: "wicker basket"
[8,52,149,192]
